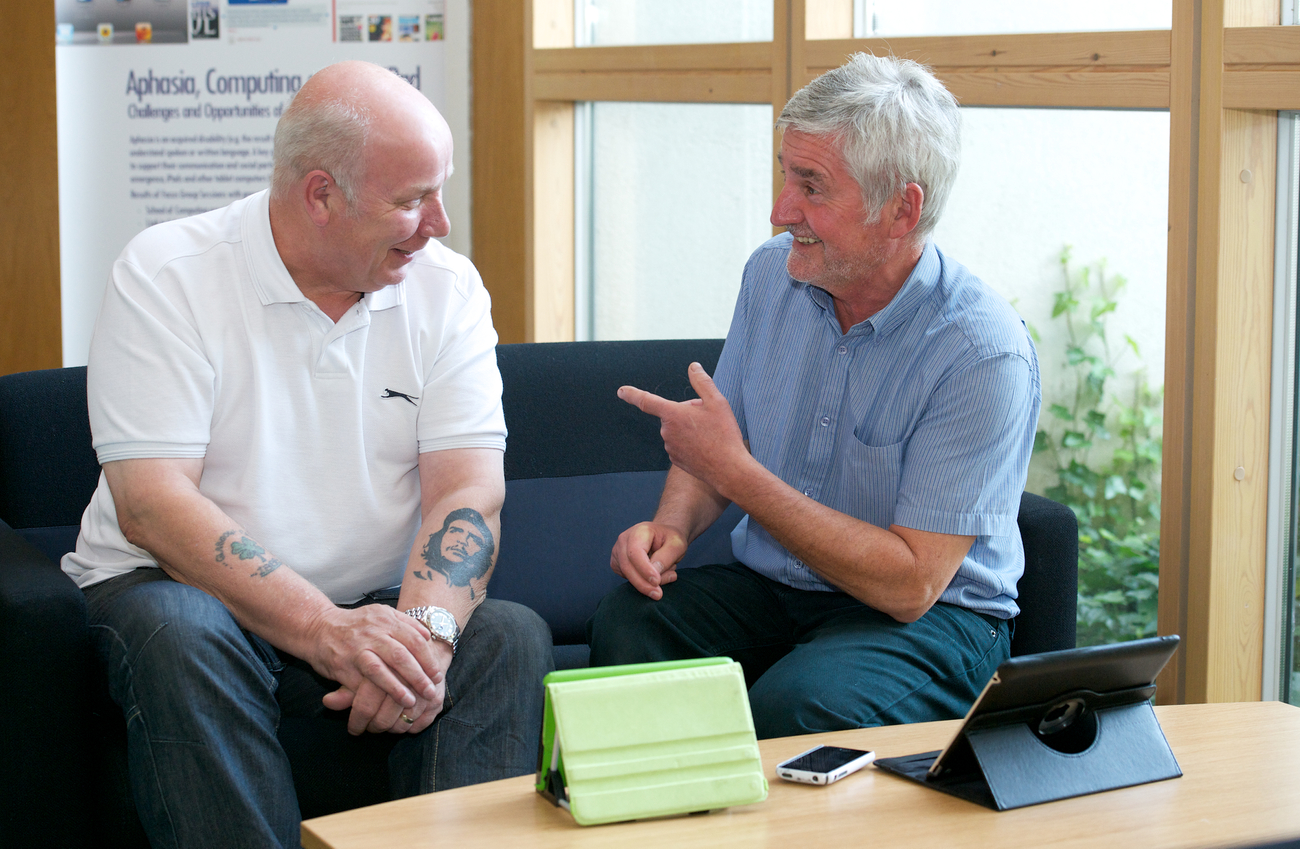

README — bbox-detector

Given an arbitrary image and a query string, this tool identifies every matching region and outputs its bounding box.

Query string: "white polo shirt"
[62,190,506,603]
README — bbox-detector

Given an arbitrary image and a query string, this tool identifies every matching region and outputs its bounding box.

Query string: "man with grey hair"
[63,60,552,847]
[589,53,1040,737]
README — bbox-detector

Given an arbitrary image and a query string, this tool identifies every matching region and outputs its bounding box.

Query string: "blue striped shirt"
[713,234,1041,618]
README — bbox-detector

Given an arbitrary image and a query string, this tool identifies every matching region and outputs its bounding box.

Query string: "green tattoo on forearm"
[214,531,281,578]
[214,530,237,563]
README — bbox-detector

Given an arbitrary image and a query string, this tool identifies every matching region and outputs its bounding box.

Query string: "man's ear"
[302,170,341,226]
[887,182,925,241]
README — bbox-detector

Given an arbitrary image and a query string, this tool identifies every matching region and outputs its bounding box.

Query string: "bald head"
[270,61,449,210]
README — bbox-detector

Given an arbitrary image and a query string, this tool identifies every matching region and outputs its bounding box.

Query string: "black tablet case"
[875,635,1182,810]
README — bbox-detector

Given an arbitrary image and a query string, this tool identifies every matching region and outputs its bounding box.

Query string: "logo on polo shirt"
[381,388,419,406]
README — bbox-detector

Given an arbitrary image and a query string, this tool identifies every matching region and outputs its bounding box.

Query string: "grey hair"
[270,89,372,210]
[777,52,960,242]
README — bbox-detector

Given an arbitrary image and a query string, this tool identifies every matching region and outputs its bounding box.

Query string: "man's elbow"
[113,499,155,552]
[882,581,945,624]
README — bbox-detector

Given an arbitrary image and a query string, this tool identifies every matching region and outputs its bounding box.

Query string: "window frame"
[472,0,1295,704]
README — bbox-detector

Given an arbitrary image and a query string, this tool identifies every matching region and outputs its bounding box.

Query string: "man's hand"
[321,636,453,735]
[610,521,688,600]
[617,362,749,492]
[306,603,445,733]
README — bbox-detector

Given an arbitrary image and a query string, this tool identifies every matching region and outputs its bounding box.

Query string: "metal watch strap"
[404,605,459,655]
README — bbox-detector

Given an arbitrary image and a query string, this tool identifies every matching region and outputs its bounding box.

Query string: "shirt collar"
[798,240,940,338]
[868,241,941,338]
[243,189,404,312]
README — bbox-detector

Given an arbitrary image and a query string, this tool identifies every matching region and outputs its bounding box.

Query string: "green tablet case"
[535,657,768,825]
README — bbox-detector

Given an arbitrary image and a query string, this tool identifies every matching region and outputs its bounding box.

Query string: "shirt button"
[820,416,830,426]
[803,488,812,496]
[838,345,848,355]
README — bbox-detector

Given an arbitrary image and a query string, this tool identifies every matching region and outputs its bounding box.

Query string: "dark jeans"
[85,568,554,849]
[587,562,1008,739]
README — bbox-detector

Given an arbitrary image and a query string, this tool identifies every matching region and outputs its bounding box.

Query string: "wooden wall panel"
[1184,0,1277,704]
[472,0,529,344]
[805,0,853,40]
[1199,107,1275,702]
[1156,0,1198,707]
[1,4,61,375]
[531,102,574,343]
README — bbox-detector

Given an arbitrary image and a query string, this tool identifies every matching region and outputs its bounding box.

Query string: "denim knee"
[585,582,663,664]
[86,570,280,722]
[458,599,554,677]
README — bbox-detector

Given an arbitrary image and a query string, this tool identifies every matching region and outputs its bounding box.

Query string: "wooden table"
[302,702,1300,849]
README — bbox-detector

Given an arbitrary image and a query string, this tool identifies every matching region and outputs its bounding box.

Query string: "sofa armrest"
[0,518,93,846]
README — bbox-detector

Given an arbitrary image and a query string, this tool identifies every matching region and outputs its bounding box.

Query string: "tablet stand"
[876,692,1181,810]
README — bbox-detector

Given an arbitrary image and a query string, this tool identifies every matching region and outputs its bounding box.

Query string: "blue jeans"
[587,562,1008,738]
[85,568,553,849]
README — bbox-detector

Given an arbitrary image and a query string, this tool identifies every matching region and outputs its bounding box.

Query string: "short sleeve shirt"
[62,190,506,603]
[713,234,1041,618]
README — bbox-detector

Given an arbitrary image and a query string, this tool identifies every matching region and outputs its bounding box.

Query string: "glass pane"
[580,0,773,46]
[933,108,1170,646]
[586,102,772,340]
[856,0,1171,36]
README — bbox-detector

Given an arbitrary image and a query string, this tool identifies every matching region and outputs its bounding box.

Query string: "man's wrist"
[403,605,460,655]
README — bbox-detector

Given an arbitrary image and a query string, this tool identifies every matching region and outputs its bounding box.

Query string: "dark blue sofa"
[0,339,1076,847]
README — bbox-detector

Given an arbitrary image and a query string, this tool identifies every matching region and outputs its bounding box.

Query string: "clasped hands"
[611,362,750,600]
[311,603,451,736]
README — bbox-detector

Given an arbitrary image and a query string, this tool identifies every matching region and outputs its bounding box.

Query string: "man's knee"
[87,570,276,703]
[457,599,553,679]
[747,681,861,739]
[585,582,673,665]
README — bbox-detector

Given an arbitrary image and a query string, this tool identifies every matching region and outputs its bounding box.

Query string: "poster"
[55,0,447,365]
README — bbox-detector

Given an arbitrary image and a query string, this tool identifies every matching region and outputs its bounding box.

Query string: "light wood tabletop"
[301,701,1300,849]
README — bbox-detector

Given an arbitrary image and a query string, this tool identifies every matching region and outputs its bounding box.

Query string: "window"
[476,0,1298,703]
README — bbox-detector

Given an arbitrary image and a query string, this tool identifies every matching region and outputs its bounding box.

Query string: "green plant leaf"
[1061,431,1089,449]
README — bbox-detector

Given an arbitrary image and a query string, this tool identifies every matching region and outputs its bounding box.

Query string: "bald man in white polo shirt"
[63,61,552,848]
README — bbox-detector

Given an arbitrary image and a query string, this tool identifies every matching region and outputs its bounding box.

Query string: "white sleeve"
[88,256,213,464]
[416,258,506,453]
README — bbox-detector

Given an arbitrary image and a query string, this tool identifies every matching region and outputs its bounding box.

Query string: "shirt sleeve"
[891,349,1040,537]
[89,257,214,464]
[416,259,507,454]
[711,254,754,441]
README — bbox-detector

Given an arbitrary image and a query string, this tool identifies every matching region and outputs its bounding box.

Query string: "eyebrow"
[775,153,825,183]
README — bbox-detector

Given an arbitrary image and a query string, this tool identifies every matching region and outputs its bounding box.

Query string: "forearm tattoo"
[414,507,495,599]
[214,530,283,578]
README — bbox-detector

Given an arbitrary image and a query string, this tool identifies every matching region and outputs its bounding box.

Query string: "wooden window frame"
[472,0,1295,704]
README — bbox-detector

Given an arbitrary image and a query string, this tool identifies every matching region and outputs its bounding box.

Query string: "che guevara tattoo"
[214,530,284,578]
[414,507,495,599]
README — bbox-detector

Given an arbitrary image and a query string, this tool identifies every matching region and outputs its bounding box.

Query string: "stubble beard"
[785,238,889,298]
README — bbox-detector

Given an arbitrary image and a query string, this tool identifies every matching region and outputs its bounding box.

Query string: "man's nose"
[420,197,451,239]
[770,184,800,227]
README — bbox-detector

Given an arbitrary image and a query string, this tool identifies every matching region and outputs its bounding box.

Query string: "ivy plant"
[1028,247,1163,647]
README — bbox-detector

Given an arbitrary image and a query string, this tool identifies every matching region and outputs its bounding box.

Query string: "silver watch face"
[408,606,459,647]
[425,608,457,640]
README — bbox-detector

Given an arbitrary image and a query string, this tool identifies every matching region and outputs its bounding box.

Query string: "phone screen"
[782,746,872,773]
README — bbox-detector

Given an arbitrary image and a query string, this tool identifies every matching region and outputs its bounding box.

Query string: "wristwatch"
[404,605,460,655]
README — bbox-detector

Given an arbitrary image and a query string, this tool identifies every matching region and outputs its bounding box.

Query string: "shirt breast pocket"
[838,435,904,530]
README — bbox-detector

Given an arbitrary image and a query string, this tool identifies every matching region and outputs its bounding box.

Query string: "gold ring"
[400,714,415,725]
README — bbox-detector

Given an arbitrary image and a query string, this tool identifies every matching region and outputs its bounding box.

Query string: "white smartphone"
[775,745,876,786]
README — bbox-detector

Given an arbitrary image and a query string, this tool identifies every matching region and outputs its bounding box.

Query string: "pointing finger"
[617,385,674,417]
